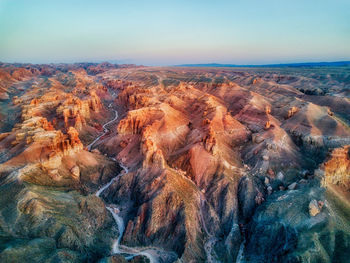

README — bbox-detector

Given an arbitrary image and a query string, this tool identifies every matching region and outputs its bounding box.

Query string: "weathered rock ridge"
[0,64,350,262]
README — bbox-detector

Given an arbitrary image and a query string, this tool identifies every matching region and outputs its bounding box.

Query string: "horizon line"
[1,59,350,68]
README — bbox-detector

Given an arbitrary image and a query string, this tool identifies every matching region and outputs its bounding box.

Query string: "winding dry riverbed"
[87,110,119,151]
[88,109,174,263]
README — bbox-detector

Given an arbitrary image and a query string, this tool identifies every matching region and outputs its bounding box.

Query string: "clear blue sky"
[0,0,349,65]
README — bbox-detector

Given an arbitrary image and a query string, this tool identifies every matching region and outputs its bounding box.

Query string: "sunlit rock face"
[0,63,350,262]
[97,66,350,262]
[321,145,350,191]
[0,63,123,263]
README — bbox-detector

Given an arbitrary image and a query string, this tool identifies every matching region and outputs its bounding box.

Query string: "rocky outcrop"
[320,145,350,191]
[0,183,118,263]
[244,186,350,263]
[104,79,133,91]
[1,64,350,263]
[283,103,350,154]
[95,67,350,262]
[238,176,266,222]
[309,199,321,216]
[201,125,217,153]
[100,81,254,261]
[0,64,125,263]
[3,116,83,167]
[56,90,102,130]
[286,106,299,119]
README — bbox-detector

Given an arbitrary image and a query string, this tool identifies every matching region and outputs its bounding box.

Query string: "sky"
[0,0,349,66]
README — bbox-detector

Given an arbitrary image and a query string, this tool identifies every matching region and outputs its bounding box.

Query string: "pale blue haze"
[0,0,349,65]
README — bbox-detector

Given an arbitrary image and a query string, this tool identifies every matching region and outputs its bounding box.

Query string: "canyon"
[0,62,349,262]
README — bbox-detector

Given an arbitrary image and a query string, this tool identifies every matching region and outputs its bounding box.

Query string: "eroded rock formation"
[0,63,350,263]
[320,145,350,192]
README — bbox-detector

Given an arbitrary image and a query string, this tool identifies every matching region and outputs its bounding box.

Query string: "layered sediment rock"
[56,90,102,130]
[0,64,124,263]
[1,64,350,263]
[97,66,350,262]
[321,145,350,191]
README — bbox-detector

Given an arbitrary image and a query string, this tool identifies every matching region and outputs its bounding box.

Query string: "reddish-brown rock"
[321,145,350,191]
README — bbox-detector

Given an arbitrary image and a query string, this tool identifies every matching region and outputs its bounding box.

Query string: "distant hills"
[175,61,350,68]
